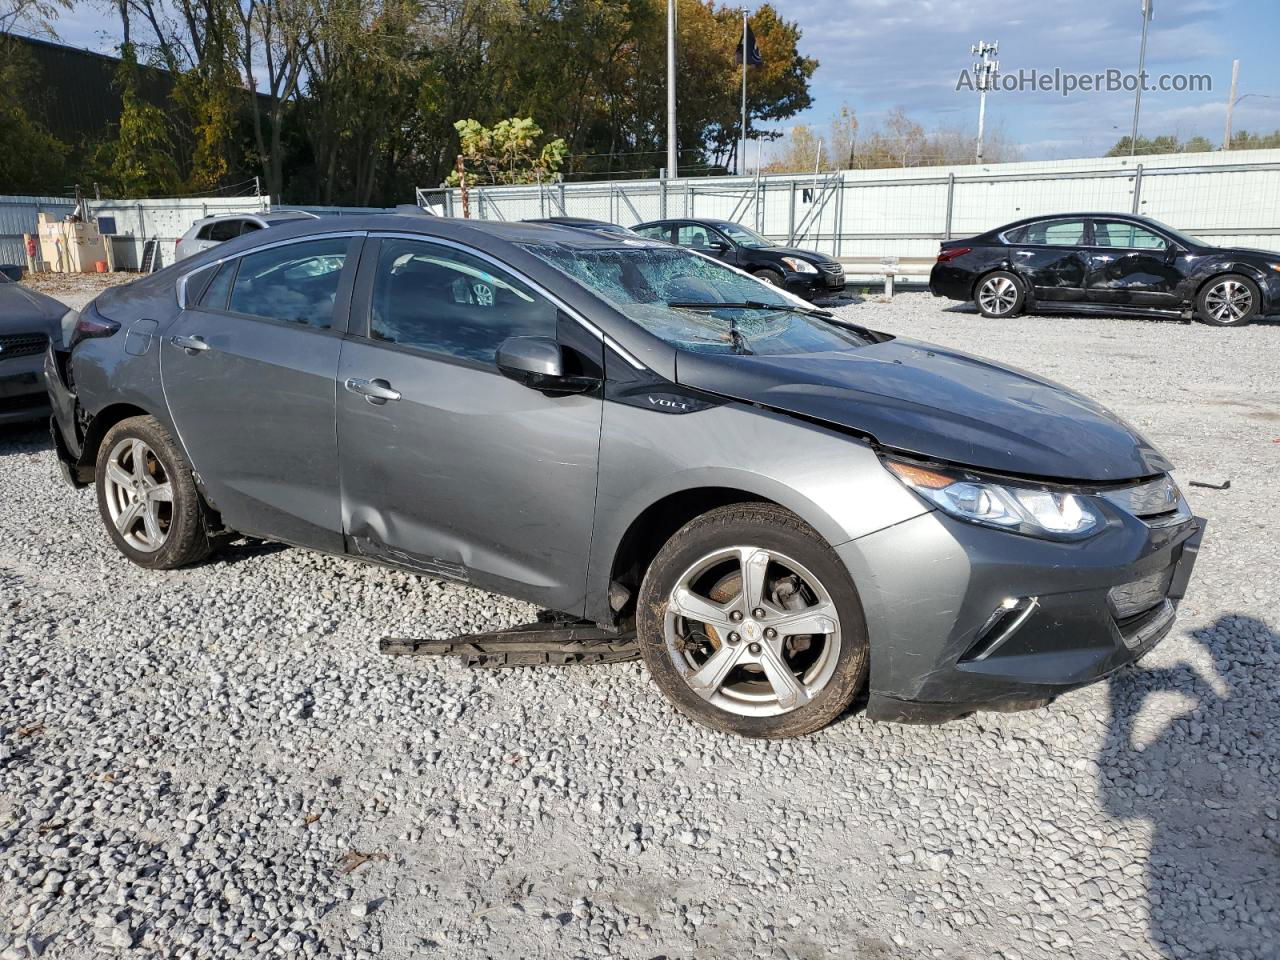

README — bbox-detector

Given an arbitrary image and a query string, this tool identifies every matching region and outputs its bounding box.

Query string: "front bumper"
[785,264,846,298]
[838,507,1205,723]
[0,352,50,425]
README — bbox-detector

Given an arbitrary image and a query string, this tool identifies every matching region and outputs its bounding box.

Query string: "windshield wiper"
[667,300,833,318]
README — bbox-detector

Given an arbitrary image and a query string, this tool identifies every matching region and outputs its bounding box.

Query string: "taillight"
[70,313,120,348]
[936,246,972,264]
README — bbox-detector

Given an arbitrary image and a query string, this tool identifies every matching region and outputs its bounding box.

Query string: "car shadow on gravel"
[1100,614,1279,959]
[0,423,52,454]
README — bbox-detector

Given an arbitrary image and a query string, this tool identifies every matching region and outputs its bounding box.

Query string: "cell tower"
[971,40,1000,164]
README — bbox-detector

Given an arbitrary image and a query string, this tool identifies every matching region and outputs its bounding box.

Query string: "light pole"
[971,41,999,163]
[1225,90,1279,149]
[1129,0,1153,157]
[666,0,677,179]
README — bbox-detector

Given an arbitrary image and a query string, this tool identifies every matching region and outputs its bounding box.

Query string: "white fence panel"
[429,148,1280,261]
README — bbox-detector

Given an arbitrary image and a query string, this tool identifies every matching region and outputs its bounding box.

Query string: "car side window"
[226,237,349,329]
[369,238,557,366]
[676,224,720,250]
[1092,221,1167,250]
[634,224,670,242]
[196,223,215,241]
[198,260,237,310]
[207,220,242,242]
[239,221,264,236]
[1022,220,1086,246]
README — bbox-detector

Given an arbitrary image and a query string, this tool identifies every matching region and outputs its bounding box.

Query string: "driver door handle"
[345,377,401,404]
[170,334,209,353]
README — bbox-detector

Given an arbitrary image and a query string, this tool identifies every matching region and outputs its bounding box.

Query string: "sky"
[30,0,1280,162]
[783,0,1280,159]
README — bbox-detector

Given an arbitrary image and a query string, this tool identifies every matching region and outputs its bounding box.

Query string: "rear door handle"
[170,334,209,353]
[345,377,401,404]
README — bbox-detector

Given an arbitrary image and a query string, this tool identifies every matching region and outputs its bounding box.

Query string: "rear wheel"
[1197,274,1260,327]
[636,503,869,738]
[974,270,1026,318]
[95,416,213,569]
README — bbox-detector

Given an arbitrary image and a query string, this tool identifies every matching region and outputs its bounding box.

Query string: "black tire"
[973,270,1026,318]
[636,503,870,739]
[1196,274,1260,327]
[754,267,785,287]
[95,415,214,570]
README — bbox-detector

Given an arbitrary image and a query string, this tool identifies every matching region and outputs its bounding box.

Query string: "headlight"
[59,309,80,350]
[780,256,818,274]
[884,458,1103,541]
[1269,263,1280,273]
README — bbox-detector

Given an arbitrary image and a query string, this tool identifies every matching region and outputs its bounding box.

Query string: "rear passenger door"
[161,234,362,551]
[1008,218,1089,302]
[336,235,604,614]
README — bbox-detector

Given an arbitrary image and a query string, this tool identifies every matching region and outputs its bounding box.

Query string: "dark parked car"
[0,265,73,425]
[632,218,845,299]
[930,212,1280,326]
[47,216,1203,738]
[523,216,640,237]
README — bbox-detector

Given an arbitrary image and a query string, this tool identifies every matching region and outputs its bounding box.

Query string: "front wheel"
[974,270,1026,318]
[637,503,869,738]
[1197,274,1260,327]
[754,268,785,287]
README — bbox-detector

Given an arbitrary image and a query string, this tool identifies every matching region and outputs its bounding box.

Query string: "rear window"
[207,219,242,242]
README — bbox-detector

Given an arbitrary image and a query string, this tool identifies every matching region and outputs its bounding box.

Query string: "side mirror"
[1163,244,1179,264]
[0,264,24,283]
[709,241,730,255]
[496,336,598,394]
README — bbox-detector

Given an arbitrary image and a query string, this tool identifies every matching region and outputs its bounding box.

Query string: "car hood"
[0,282,65,334]
[675,337,1171,482]
[1212,246,1280,261]
[760,246,836,264]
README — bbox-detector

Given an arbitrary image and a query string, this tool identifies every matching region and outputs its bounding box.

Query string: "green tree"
[447,117,568,185]
[95,45,182,196]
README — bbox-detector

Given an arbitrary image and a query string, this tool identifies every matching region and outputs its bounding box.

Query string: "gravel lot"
[2,285,1278,960]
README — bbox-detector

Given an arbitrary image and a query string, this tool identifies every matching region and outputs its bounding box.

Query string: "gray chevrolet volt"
[45,215,1205,738]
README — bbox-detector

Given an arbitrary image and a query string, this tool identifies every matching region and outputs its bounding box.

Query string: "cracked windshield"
[524,244,869,355]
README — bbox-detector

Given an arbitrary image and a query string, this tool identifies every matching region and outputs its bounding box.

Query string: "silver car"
[174,210,319,260]
[45,215,1205,738]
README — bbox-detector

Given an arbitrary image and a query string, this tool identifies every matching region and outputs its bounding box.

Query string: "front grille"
[0,333,48,361]
[819,262,844,278]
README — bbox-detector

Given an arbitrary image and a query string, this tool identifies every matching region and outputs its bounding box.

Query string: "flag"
[736,23,763,67]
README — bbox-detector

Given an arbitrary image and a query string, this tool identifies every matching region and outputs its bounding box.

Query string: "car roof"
[526,216,613,226]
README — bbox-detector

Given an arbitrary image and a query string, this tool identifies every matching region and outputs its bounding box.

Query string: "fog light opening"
[963,596,1040,662]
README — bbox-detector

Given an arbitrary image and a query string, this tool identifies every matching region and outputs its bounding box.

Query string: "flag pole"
[666,0,678,178]
[740,9,748,175]
[1129,0,1153,157]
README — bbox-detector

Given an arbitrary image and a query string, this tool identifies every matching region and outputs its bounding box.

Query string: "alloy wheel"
[663,546,842,717]
[1204,280,1253,324]
[978,276,1018,315]
[103,437,173,553]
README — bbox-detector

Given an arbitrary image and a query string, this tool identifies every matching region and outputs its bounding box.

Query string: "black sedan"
[0,265,72,425]
[929,213,1280,327]
[632,218,845,300]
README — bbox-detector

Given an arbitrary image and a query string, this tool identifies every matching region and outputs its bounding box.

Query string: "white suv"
[175,210,319,261]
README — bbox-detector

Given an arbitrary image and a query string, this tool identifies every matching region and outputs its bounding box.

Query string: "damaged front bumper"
[839,507,1206,723]
[44,341,90,488]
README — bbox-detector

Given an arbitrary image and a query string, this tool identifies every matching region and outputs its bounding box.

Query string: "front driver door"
[1084,220,1183,308]
[336,235,604,614]
[1009,218,1089,302]
[161,234,360,551]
